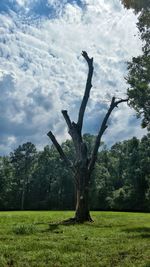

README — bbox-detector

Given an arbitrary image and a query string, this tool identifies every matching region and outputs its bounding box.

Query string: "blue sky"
[0,0,146,155]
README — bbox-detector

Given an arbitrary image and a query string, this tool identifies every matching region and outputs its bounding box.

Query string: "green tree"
[0,135,149,212]
[122,0,150,129]
[30,144,74,210]
[127,50,150,129]
[0,156,14,210]
[108,136,150,211]
[121,0,149,12]
[10,142,37,210]
[29,145,56,210]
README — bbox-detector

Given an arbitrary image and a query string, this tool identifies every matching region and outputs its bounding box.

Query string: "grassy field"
[0,211,150,267]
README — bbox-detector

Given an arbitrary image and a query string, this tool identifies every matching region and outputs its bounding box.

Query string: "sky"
[0,0,147,155]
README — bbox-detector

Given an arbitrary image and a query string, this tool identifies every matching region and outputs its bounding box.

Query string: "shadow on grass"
[122,227,150,239]
[40,223,64,234]
[42,221,127,230]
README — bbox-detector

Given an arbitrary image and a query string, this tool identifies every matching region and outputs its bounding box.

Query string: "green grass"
[0,211,150,267]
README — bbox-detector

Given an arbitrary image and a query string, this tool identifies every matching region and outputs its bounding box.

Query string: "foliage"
[127,54,150,128]
[121,0,149,13]
[0,156,14,210]
[10,142,37,210]
[0,135,149,212]
[122,0,150,129]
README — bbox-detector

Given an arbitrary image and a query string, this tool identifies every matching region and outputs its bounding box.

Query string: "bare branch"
[62,110,83,155]
[88,97,128,174]
[47,131,74,171]
[115,98,129,107]
[62,110,72,130]
[77,51,94,132]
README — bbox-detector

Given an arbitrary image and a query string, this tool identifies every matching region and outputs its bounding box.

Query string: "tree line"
[0,134,149,212]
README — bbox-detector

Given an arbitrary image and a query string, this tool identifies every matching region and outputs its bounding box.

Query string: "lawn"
[0,211,149,267]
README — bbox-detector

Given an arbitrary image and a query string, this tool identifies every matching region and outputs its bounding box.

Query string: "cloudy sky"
[0,0,146,155]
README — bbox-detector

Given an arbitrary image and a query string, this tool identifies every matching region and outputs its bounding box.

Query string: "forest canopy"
[0,135,149,212]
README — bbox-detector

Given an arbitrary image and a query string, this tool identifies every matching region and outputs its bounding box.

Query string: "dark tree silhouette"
[47,51,128,223]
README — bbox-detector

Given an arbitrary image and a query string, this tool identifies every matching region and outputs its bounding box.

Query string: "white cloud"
[0,0,146,155]
[15,0,28,6]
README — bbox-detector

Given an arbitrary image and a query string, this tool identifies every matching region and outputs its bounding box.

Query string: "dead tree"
[47,51,128,223]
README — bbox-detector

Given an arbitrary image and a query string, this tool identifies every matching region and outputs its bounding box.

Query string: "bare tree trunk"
[47,51,128,223]
[21,180,25,210]
[75,172,92,222]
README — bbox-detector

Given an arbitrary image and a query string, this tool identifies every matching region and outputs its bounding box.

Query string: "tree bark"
[75,171,92,222]
[47,51,128,223]
[21,186,25,210]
